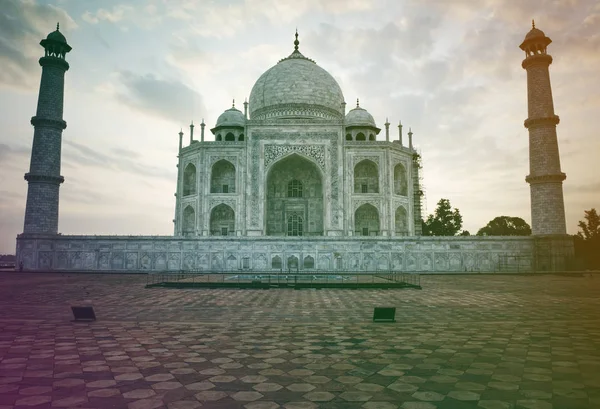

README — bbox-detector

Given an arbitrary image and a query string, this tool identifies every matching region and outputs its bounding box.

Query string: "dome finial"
[232,99,235,108]
[532,19,535,29]
[356,98,360,108]
[57,22,60,31]
[294,29,299,51]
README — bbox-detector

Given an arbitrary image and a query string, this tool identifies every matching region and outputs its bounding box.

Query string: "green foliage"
[422,198,463,236]
[412,153,422,169]
[459,230,471,236]
[476,216,532,236]
[575,209,600,270]
[577,208,599,241]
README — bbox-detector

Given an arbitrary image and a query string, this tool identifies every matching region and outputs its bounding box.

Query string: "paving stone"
[0,275,599,409]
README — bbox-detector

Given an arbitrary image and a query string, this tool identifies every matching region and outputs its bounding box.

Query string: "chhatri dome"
[249,31,345,120]
[345,99,378,129]
[215,102,246,128]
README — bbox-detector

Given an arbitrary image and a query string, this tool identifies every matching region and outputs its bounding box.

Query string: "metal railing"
[146,269,421,288]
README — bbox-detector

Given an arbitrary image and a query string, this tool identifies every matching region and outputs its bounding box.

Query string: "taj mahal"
[16,24,574,273]
[174,32,419,239]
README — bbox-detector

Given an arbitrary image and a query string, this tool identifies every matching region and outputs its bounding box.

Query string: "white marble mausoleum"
[16,27,574,273]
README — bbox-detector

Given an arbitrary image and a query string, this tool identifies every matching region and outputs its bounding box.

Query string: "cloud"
[114,71,206,124]
[81,4,163,29]
[82,5,132,24]
[0,0,76,90]
[63,140,173,180]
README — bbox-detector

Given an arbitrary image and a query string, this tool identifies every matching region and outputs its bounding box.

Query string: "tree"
[574,209,600,270]
[577,208,599,241]
[476,216,532,236]
[422,198,463,236]
[459,230,471,236]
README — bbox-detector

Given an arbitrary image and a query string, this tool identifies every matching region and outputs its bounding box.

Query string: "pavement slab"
[0,272,598,408]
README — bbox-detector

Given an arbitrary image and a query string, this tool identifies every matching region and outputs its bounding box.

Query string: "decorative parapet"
[24,173,64,184]
[524,115,559,129]
[525,172,566,184]
[251,103,343,121]
[30,116,67,130]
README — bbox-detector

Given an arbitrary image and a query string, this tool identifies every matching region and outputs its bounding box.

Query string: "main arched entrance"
[266,154,323,236]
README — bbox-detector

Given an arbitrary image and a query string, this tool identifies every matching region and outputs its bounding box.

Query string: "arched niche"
[183,163,196,196]
[356,132,366,141]
[395,206,408,236]
[393,163,408,196]
[182,205,195,236]
[354,160,379,193]
[266,154,323,236]
[225,132,235,141]
[272,255,282,269]
[345,133,352,141]
[210,203,235,236]
[211,160,236,193]
[355,203,379,236]
[303,255,314,269]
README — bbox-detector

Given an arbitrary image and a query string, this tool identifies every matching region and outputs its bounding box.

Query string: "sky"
[1,0,599,253]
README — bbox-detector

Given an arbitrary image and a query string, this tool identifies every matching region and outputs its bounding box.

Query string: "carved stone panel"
[264,144,326,171]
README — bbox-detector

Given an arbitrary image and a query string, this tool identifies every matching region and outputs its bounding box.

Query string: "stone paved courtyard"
[0,273,599,409]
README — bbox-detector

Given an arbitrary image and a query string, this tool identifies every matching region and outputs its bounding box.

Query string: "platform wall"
[15,235,536,273]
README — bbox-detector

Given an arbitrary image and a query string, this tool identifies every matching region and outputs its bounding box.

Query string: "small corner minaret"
[23,23,72,235]
[398,121,403,146]
[384,118,390,142]
[408,127,413,150]
[520,21,567,235]
[200,119,205,142]
[189,121,194,144]
[178,128,183,152]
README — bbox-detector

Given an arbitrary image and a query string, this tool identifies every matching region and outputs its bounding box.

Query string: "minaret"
[398,121,403,146]
[22,24,72,235]
[384,118,390,142]
[520,21,567,236]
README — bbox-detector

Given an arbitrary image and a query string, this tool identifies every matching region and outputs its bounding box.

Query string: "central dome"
[249,35,345,121]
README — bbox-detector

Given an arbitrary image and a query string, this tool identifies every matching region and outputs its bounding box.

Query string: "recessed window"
[287,213,304,236]
[361,184,368,193]
[362,227,369,236]
[221,227,228,236]
[222,184,229,193]
[287,179,303,198]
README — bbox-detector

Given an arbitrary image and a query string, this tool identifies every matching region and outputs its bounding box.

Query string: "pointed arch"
[303,255,314,269]
[345,133,352,141]
[266,154,323,236]
[369,134,375,141]
[211,160,236,193]
[238,133,244,141]
[225,132,235,141]
[183,205,195,236]
[394,163,408,196]
[287,213,304,236]
[183,163,196,196]
[355,203,379,236]
[395,206,408,236]
[210,203,235,236]
[216,134,222,141]
[287,255,299,270]
[354,160,379,193]
[356,132,366,141]
[272,255,282,269]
